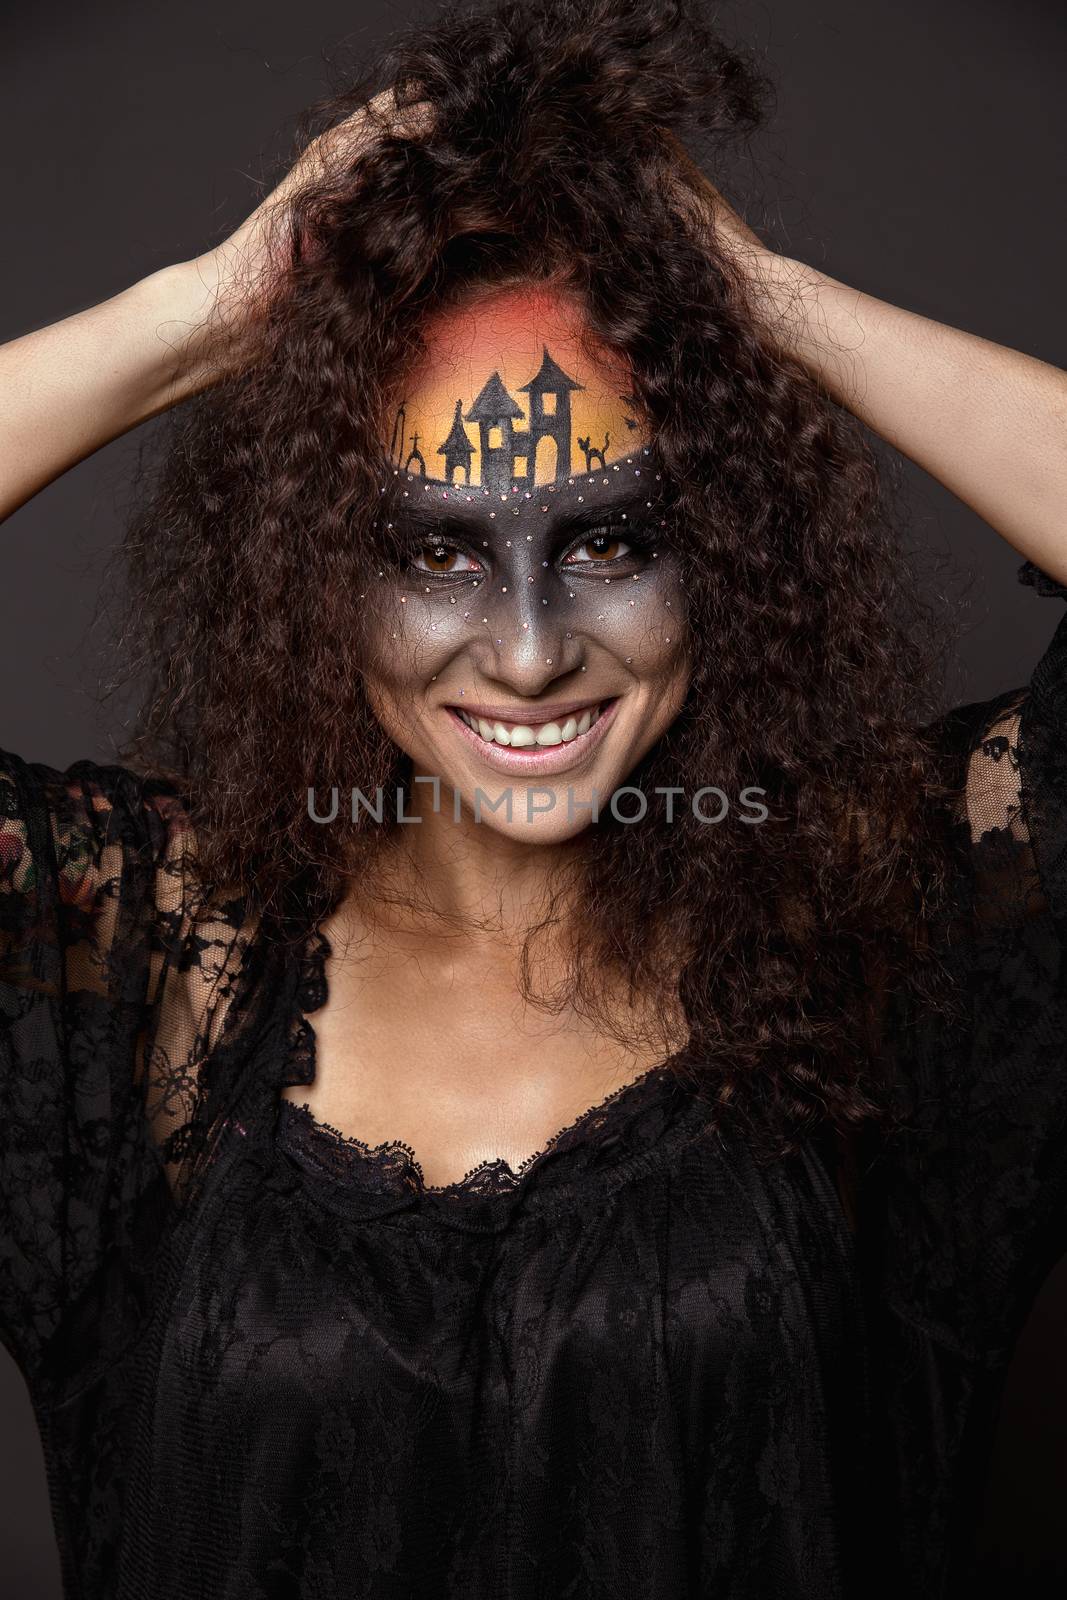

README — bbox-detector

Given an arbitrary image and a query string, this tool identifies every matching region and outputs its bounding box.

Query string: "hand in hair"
[190,87,433,359]
[657,129,764,258]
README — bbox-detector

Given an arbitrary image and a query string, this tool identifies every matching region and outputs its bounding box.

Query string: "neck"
[338,784,585,959]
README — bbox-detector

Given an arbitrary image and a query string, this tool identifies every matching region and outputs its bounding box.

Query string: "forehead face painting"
[389,286,640,491]
[362,284,691,843]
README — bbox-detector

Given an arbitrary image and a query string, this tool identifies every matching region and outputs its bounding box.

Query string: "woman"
[1,0,1065,1595]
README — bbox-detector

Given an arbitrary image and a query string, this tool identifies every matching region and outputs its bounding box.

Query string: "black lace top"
[3,561,1067,1600]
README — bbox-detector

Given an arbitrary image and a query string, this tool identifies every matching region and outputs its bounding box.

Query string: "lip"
[444,697,620,776]
[449,696,608,724]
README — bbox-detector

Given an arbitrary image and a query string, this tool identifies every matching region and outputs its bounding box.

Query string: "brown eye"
[565,533,632,565]
[413,543,481,575]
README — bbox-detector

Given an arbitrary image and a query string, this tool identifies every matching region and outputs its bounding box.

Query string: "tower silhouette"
[437,400,475,485]
[465,372,525,494]
[516,348,583,486]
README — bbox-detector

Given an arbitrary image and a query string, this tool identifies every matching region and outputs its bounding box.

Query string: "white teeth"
[457,704,605,748]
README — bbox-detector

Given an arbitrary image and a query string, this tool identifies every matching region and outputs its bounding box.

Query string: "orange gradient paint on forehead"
[385,285,648,491]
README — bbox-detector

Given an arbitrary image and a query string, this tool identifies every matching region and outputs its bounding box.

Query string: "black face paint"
[358,288,691,840]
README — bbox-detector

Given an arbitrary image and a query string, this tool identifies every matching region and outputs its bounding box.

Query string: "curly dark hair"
[106,0,964,1159]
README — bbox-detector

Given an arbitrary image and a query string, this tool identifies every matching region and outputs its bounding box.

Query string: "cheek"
[565,562,687,668]
[358,589,472,694]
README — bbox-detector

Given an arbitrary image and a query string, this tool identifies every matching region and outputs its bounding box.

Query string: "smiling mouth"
[453,701,608,748]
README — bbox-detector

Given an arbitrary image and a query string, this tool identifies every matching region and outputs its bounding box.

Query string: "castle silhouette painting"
[388,346,628,492]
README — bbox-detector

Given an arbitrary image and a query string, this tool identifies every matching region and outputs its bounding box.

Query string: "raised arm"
[668,146,1067,588]
[0,263,228,523]
[0,93,400,525]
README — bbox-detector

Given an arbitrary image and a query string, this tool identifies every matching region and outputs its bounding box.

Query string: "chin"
[464,795,607,845]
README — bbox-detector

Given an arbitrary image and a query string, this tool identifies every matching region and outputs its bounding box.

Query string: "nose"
[464,567,585,697]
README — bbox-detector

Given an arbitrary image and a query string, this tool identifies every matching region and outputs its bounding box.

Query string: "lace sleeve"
[0,748,260,1397]
[872,566,1067,1365]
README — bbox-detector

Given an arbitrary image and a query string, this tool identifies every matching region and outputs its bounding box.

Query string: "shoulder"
[922,687,1029,848]
[0,747,201,917]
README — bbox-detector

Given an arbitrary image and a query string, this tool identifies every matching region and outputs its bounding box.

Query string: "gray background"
[2,0,1065,1589]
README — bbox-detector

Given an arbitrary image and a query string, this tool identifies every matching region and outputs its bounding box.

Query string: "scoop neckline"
[278,1060,673,1193]
[270,918,714,1224]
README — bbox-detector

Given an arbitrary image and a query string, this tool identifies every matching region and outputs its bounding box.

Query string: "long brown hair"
[105,0,963,1157]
